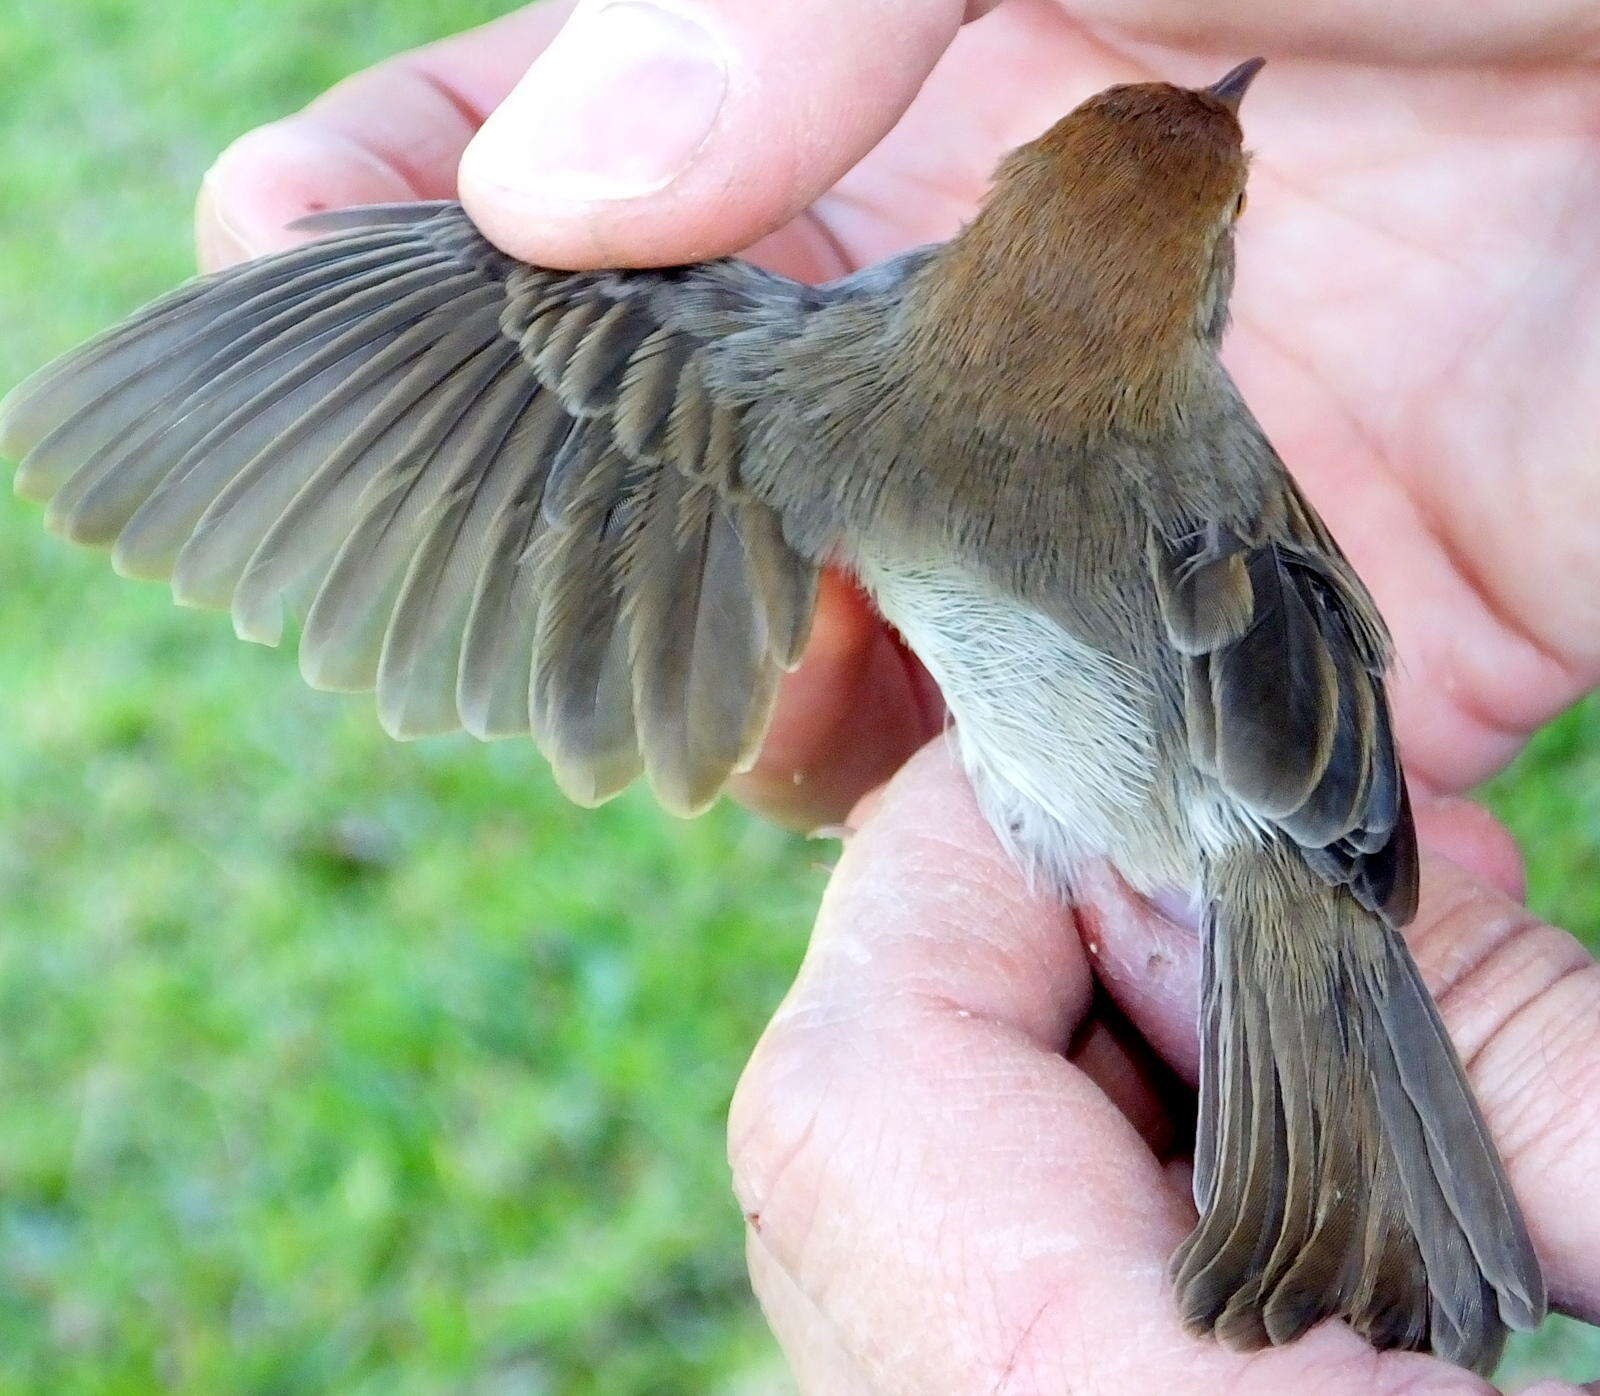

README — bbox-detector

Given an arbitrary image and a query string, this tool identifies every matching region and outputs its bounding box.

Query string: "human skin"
[732,740,1600,1394]
[193,1,1600,1388]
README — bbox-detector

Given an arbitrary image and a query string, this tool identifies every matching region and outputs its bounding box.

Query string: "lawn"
[0,1,1595,1390]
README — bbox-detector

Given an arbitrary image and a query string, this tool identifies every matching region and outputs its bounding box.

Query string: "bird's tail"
[1175,841,1544,1374]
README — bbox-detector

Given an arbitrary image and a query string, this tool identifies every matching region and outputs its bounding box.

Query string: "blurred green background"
[0,1,1596,1391]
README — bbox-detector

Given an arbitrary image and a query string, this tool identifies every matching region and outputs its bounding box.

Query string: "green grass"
[0,1,1595,1390]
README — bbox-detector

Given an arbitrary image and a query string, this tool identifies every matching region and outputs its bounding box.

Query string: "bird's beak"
[1204,58,1265,113]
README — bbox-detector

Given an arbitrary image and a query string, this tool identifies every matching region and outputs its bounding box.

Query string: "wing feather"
[2,202,839,814]
[1152,520,1418,925]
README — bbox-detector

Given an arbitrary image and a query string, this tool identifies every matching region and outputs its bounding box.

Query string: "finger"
[1412,793,1527,903]
[1067,1009,1186,1158]
[745,1228,876,1396]
[731,741,1495,1393]
[1407,861,1600,1327]
[458,0,989,269]
[197,4,576,271]
[728,571,942,832]
[1086,811,1600,1326]
[1051,0,1600,65]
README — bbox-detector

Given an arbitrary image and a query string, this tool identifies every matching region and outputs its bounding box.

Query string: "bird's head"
[1021,62,1257,234]
[918,61,1264,433]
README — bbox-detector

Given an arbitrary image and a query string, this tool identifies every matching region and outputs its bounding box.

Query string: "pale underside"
[856,546,1264,896]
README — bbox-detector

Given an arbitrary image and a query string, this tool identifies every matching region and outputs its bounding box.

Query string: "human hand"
[187,10,1600,1384]
[727,739,1600,1393]
[195,0,1600,829]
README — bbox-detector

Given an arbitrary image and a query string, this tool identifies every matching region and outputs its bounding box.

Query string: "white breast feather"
[861,555,1160,883]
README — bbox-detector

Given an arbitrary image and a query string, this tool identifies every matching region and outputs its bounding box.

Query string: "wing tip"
[378,715,445,743]
[43,497,116,550]
[0,383,39,465]
[549,762,632,810]
[168,547,239,614]
[13,464,55,505]
[456,678,534,744]
[229,602,284,649]
[457,706,516,744]
[110,540,176,585]
[376,690,465,744]
[298,644,377,697]
[646,765,723,820]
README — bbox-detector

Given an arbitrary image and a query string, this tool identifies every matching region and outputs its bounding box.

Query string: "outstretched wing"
[1149,488,1419,926]
[1,201,826,815]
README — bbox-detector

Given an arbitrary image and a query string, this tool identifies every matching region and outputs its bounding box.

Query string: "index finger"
[196,4,575,271]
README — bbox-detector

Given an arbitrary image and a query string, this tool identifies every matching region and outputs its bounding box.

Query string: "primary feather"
[1,203,825,813]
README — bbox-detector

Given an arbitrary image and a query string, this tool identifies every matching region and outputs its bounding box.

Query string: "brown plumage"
[0,58,1543,1372]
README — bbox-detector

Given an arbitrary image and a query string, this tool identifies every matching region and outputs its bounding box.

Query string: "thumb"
[457,0,985,269]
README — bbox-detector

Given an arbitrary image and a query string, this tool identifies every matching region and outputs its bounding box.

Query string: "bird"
[0,58,1545,1373]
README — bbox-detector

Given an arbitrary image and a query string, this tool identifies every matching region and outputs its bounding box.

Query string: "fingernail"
[476,2,728,202]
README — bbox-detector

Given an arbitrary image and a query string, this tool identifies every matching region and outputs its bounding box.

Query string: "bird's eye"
[1233,192,1248,219]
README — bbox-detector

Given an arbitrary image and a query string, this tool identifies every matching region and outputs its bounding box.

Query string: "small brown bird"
[0,60,1544,1371]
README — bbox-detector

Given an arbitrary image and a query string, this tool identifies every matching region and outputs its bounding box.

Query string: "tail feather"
[1177,842,1543,1375]
[1364,929,1545,1329]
